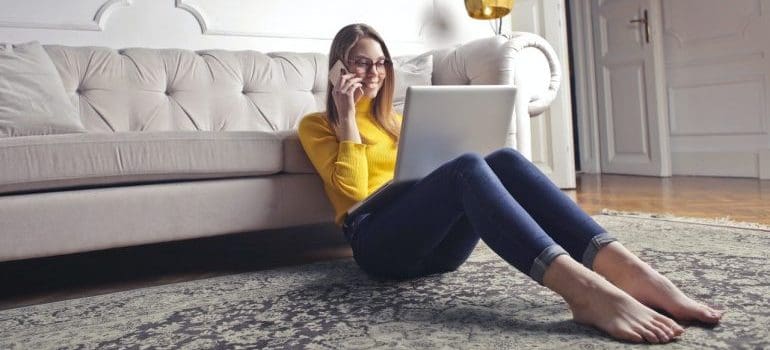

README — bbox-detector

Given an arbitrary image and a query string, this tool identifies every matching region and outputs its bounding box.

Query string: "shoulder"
[298,112,337,145]
[299,112,331,133]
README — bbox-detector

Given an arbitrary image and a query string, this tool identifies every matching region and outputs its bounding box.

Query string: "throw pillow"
[392,53,433,114]
[0,41,85,137]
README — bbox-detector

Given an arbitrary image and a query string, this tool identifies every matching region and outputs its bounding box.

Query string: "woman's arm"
[298,115,369,201]
[331,71,363,143]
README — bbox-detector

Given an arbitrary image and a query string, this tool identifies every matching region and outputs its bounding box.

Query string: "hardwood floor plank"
[569,174,770,225]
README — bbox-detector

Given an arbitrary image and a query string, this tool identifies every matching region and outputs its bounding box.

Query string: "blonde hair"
[326,23,400,140]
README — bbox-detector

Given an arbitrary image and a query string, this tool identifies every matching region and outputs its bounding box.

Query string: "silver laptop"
[346,85,517,216]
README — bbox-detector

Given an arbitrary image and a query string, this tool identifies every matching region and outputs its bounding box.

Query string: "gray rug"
[1,214,769,349]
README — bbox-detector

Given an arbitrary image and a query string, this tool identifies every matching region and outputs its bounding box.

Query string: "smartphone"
[328,60,347,87]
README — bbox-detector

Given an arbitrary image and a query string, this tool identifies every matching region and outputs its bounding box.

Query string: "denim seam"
[529,244,568,285]
[581,232,618,270]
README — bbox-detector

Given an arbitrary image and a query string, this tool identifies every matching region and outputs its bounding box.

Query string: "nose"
[367,63,378,75]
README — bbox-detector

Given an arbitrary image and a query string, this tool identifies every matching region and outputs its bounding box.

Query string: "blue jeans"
[342,148,617,284]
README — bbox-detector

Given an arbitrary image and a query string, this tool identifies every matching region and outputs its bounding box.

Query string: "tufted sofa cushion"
[44,46,326,133]
[0,131,282,195]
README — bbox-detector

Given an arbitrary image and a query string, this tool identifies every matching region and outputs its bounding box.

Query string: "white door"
[513,0,576,188]
[591,0,671,176]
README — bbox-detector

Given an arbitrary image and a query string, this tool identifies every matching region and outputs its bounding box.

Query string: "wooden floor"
[1,174,769,310]
[569,174,770,225]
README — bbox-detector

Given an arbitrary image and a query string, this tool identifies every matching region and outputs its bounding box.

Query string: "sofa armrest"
[429,32,562,159]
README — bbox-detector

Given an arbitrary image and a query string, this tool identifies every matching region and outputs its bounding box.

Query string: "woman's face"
[346,37,388,100]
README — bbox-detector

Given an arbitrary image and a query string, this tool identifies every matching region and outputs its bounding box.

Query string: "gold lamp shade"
[464,0,514,20]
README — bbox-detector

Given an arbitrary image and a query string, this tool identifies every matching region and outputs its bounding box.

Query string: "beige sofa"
[0,33,561,262]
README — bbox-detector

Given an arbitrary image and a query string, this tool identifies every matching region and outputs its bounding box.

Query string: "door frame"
[569,0,671,175]
[512,0,577,189]
[568,0,601,173]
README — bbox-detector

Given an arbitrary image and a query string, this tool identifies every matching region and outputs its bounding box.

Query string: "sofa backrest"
[44,46,328,133]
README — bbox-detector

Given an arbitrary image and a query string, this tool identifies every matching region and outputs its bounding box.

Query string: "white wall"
[0,0,503,55]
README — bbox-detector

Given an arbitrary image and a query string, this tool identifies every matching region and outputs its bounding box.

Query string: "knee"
[485,147,528,168]
[487,147,525,162]
[453,152,486,172]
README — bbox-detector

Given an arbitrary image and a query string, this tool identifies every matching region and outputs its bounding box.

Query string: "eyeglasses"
[346,57,391,74]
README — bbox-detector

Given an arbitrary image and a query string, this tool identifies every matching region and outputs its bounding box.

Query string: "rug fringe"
[600,209,770,231]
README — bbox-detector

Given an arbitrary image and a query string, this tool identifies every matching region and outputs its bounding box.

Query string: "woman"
[298,23,723,344]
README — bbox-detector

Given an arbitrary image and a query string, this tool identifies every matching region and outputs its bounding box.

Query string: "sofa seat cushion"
[278,130,316,174]
[0,131,282,194]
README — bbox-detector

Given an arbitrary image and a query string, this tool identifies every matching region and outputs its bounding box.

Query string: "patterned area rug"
[1,214,769,349]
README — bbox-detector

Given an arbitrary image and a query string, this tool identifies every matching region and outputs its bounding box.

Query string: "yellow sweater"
[298,97,401,225]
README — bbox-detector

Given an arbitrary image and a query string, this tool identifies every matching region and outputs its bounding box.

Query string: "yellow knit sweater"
[298,97,401,225]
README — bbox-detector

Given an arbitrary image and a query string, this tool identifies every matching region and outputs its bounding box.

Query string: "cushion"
[0,131,282,194]
[392,53,433,114]
[277,130,316,174]
[44,46,323,133]
[0,41,85,137]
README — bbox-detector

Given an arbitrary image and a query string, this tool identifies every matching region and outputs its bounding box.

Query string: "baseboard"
[760,149,770,180]
[672,151,761,178]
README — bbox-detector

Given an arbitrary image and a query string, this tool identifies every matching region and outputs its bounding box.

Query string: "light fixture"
[464,0,514,35]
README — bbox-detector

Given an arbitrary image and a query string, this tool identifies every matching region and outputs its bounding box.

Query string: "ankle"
[543,255,613,306]
[562,277,605,311]
[593,243,649,281]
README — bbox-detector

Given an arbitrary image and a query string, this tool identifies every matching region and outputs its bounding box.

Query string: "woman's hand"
[332,71,363,143]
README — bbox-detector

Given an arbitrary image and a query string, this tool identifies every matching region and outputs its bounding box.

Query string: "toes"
[655,315,685,336]
[635,324,660,344]
[689,302,723,324]
[650,319,675,342]
[667,297,724,324]
[700,305,724,324]
[617,326,645,343]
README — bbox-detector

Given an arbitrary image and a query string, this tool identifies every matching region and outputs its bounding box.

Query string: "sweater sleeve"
[298,114,370,201]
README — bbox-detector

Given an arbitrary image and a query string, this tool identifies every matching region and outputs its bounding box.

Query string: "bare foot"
[544,255,684,343]
[594,242,724,325]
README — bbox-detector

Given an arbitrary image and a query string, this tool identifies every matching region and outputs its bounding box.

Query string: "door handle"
[630,9,650,44]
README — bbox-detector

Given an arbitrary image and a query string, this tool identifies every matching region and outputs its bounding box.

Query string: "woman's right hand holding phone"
[332,67,363,143]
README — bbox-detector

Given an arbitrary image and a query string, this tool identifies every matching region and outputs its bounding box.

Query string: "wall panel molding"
[0,0,130,31]
[93,0,132,30]
[672,151,759,178]
[174,0,430,42]
[663,0,760,48]
[173,0,207,34]
[665,52,765,70]
[603,61,651,163]
[668,77,767,136]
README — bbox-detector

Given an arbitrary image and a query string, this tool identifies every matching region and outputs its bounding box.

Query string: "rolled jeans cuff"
[529,244,568,285]
[581,232,618,270]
